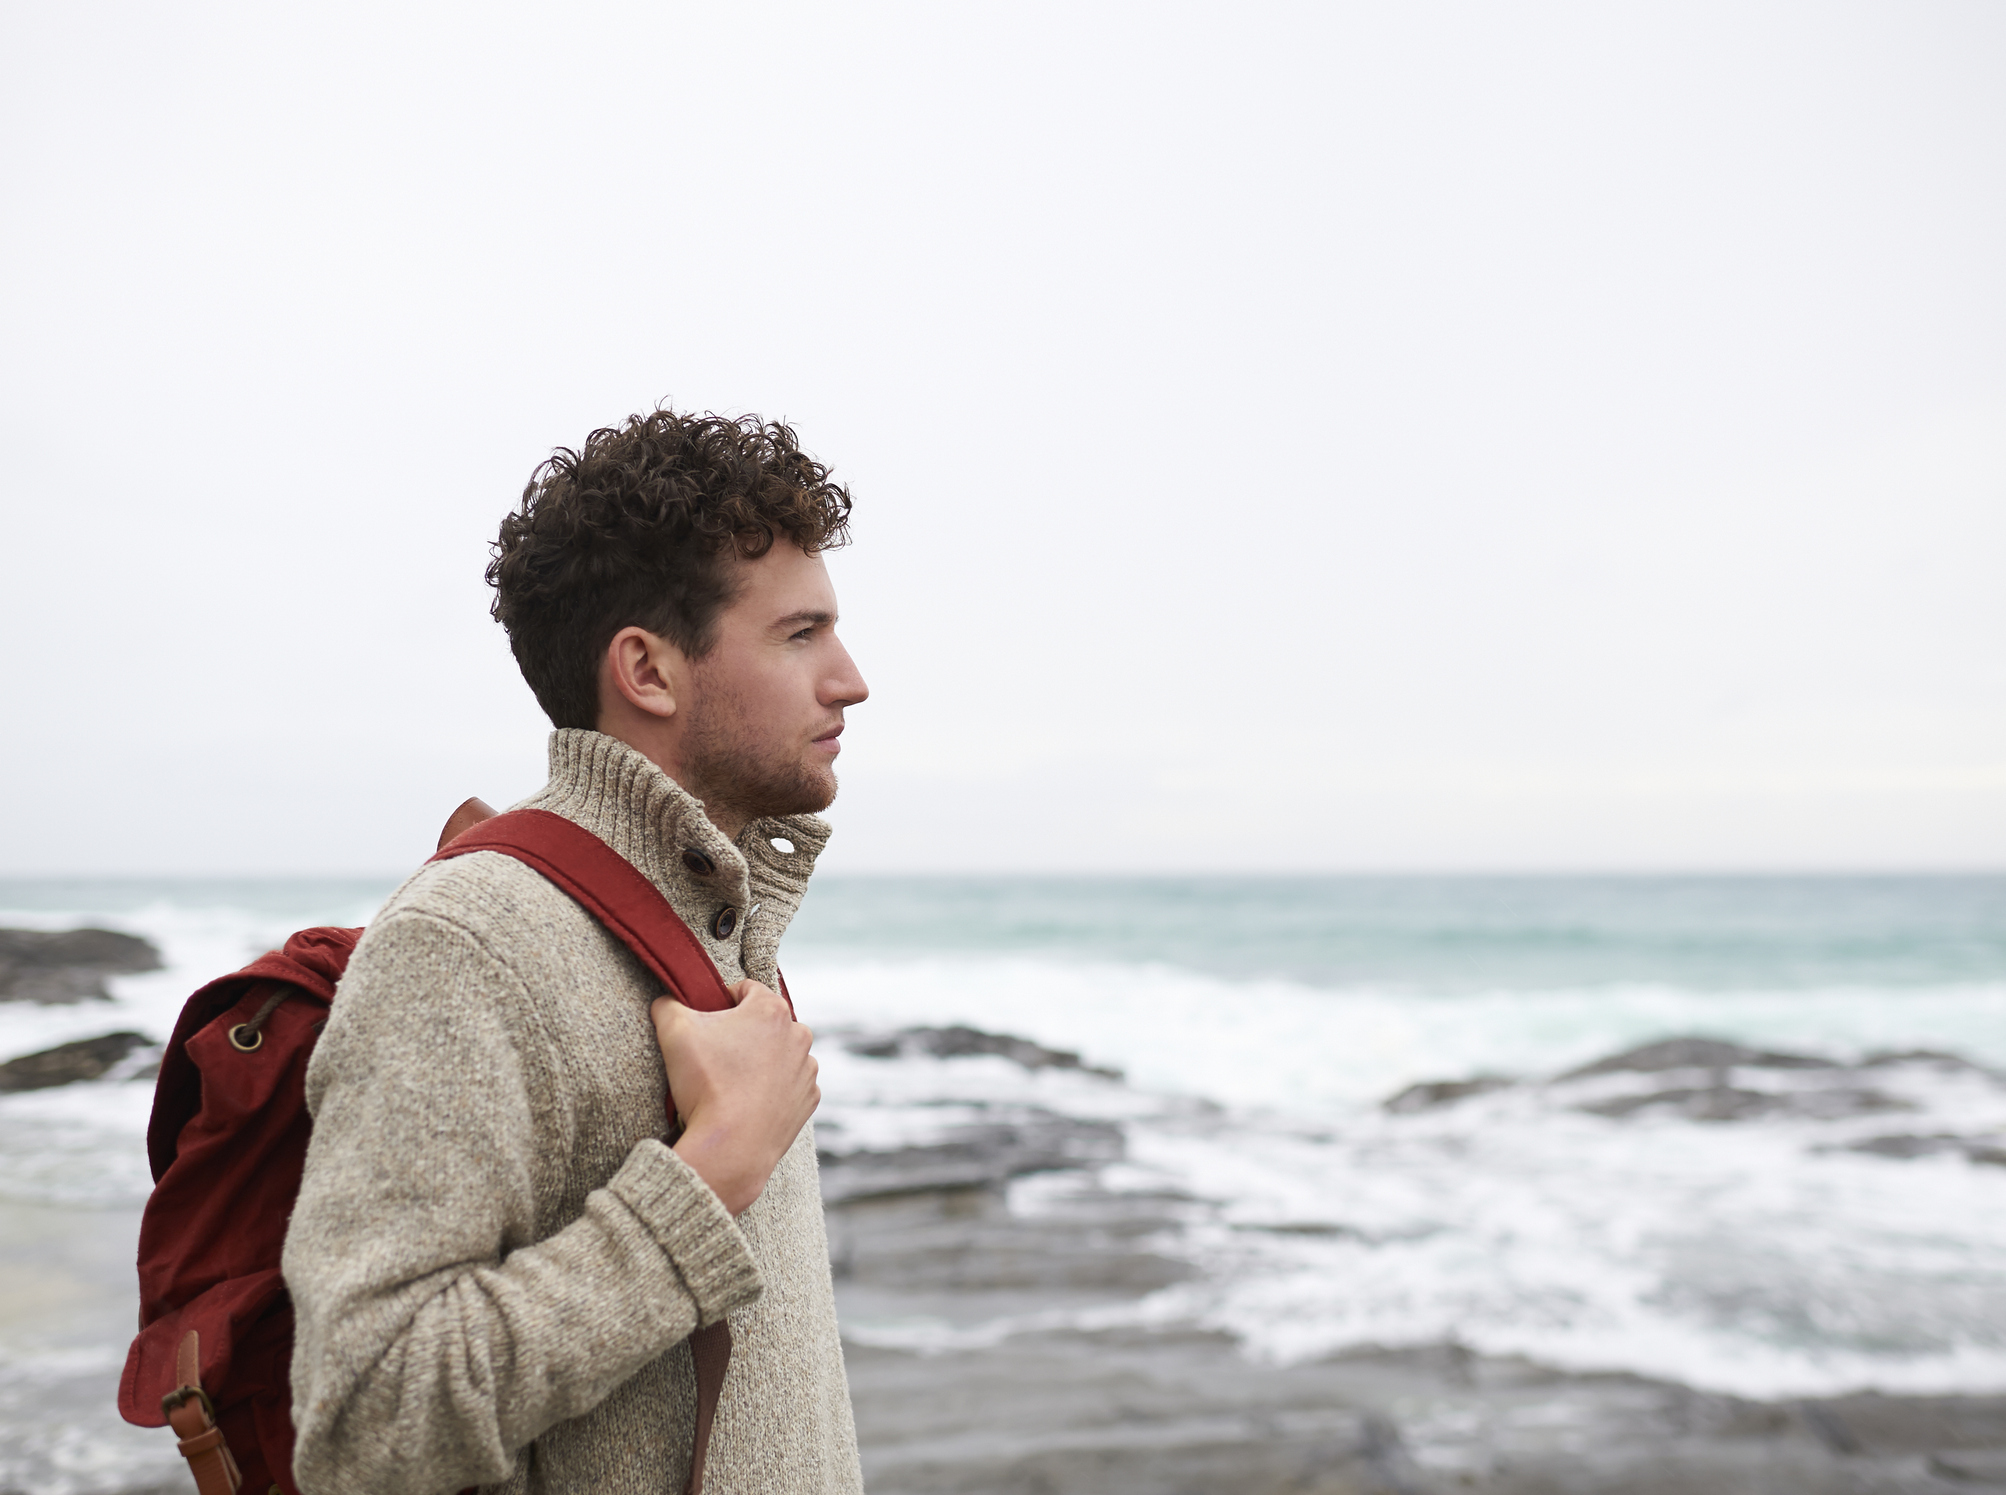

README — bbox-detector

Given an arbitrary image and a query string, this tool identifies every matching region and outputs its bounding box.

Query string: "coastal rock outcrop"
[1378,1035,2001,1127]
[1384,1076,1512,1113]
[0,1031,157,1092]
[844,1025,1122,1079]
[1830,1132,2006,1166]
[827,1023,2006,1494]
[0,926,162,1003]
[1558,1036,1840,1078]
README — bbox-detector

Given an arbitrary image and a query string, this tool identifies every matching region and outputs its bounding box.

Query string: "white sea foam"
[787,951,2006,1113]
[796,950,2006,1399]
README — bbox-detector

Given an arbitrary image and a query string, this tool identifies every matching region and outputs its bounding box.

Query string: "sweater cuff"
[608,1139,764,1326]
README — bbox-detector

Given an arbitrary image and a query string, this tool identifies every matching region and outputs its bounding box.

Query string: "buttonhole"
[769,836,796,854]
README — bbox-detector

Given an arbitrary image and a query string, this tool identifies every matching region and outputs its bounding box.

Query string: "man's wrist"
[672,1122,756,1215]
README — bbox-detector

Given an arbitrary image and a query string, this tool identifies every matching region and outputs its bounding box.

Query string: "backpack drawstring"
[227,986,296,1053]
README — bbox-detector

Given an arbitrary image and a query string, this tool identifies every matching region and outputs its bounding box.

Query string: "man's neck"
[594,722,749,842]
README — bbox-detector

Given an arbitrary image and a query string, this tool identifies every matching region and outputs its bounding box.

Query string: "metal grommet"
[710,906,739,939]
[228,1024,264,1053]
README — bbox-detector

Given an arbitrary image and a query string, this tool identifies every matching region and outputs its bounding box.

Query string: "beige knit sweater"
[283,730,862,1495]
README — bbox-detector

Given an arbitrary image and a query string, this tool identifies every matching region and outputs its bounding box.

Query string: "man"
[283,409,869,1494]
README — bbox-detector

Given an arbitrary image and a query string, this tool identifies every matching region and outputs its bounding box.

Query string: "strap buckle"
[161,1383,217,1421]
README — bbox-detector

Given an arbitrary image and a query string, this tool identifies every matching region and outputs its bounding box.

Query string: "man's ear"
[599,626,684,725]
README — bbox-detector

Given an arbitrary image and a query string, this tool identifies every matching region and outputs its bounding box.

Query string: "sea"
[1,873,2003,1492]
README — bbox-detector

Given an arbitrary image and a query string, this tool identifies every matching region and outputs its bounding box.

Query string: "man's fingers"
[729,977,786,1010]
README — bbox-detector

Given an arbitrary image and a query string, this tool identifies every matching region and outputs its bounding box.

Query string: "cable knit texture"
[284,730,860,1495]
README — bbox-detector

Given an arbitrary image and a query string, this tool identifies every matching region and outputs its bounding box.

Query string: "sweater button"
[682,849,716,876]
[710,907,739,939]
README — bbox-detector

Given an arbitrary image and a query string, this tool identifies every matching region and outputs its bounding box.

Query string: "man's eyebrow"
[773,609,836,629]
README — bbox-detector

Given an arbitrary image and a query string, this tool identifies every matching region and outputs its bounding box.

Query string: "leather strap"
[685,1320,733,1495]
[433,802,749,1495]
[161,1331,241,1495]
[434,808,740,1022]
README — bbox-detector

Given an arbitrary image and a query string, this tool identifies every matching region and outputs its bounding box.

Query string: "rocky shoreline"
[823,1026,2006,1494]
[2,914,2002,1494]
[0,927,159,1006]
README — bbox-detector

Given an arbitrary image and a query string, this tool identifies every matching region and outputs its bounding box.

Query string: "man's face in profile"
[680,542,868,827]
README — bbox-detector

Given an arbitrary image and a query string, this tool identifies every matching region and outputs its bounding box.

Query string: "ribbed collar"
[515,729,830,988]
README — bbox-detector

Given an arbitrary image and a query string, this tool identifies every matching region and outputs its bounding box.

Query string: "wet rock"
[827,1181,1194,1295]
[0,1031,157,1092]
[1832,1133,2006,1166]
[820,1023,2006,1494]
[845,1024,1123,1080]
[1861,1049,2003,1079]
[1798,1390,2006,1457]
[850,1328,1426,1495]
[846,1327,2006,1495]
[820,1108,1126,1202]
[0,927,162,1004]
[1578,1084,1911,1123]
[1931,1448,2006,1483]
[1384,1076,1513,1113]
[1561,1037,1835,1080]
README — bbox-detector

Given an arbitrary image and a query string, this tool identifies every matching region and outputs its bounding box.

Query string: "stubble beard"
[681,697,838,830]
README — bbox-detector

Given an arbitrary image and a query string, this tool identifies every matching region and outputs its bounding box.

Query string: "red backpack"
[120,802,751,1495]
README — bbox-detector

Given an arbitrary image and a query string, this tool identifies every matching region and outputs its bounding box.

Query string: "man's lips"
[811,723,844,754]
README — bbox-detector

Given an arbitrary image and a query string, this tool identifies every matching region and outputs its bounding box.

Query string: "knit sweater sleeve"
[282,908,763,1495]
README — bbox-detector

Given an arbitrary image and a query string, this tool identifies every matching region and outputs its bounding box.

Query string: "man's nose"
[824,638,868,707]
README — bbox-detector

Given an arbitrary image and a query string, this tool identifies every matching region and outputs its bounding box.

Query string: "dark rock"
[845,1025,1123,1080]
[1931,1448,2006,1483]
[820,1108,1126,1202]
[1235,1221,1373,1239]
[827,1181,1194,1294]
[0,926,162,1003]
[1798,1390,2006,1455]
[1579,1084,1912,1123]
[1384,1076,1513,1113]
[845,1327,2006,1495]
[1861,1048,2000,1078]
[0,1031,157,1092]
[1561,1037,1835,1081]
[1831,1133,2006,1166]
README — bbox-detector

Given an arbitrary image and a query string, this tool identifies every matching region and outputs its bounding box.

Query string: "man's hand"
[654,980,819,1215]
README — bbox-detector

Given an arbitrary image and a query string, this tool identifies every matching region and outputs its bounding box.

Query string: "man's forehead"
[727,541,838,620]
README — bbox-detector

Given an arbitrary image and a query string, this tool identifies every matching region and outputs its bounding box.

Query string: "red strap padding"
[430,808,736,1015]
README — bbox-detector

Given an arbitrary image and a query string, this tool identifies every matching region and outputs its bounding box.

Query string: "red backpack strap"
[431,808,736,1014]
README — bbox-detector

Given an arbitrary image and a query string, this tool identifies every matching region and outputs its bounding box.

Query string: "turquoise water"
[785,874,2006,992]
[6,874,1999,994]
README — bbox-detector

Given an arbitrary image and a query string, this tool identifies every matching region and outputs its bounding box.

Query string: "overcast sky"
[3,1,2002,875]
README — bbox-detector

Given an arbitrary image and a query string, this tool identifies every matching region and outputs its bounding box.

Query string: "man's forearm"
[287,1138,761,1495]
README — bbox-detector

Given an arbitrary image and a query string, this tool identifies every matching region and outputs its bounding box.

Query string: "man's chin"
[790,766,839,816]
[739,766,837,822]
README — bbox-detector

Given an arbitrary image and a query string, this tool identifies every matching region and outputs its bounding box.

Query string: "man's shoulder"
[358,850,610,973]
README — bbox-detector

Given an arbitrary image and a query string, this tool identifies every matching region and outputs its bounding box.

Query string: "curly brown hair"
[487,409,853,729]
